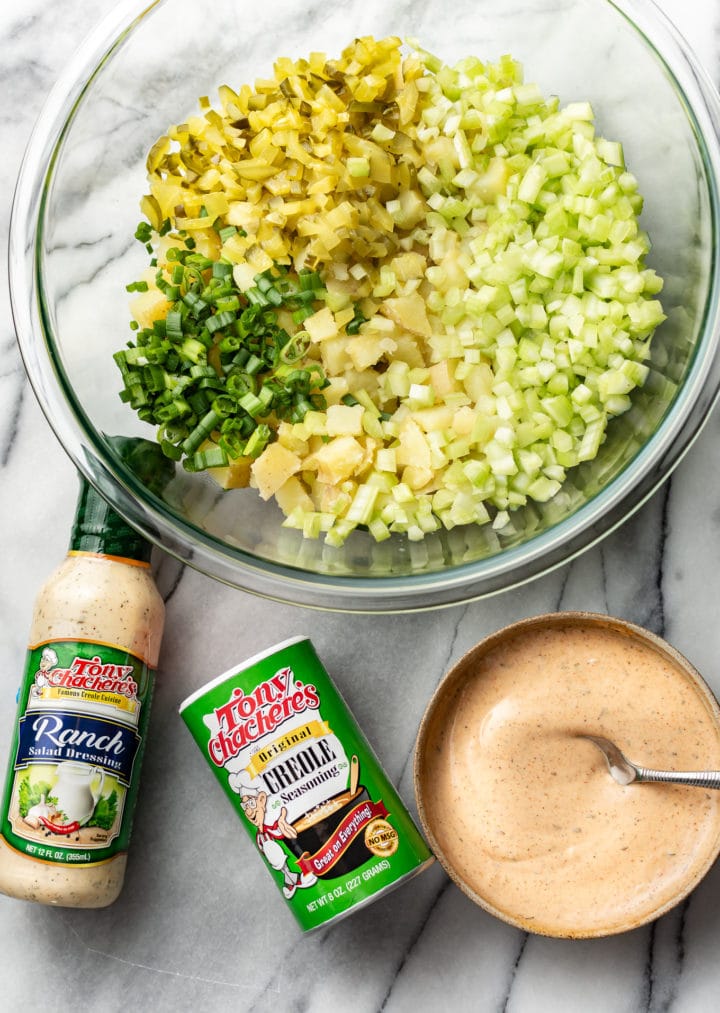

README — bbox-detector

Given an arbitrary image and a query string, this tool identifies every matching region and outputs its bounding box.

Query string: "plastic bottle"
[0,476,165,906]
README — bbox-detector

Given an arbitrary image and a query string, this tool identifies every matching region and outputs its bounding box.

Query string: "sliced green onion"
[182,409,221,456]
[188,445,229,470]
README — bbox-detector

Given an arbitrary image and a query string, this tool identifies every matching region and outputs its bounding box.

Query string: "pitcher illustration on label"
[52,763,105,827]
[180,637,433,930]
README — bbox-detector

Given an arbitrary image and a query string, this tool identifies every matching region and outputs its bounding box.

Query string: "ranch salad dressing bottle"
[0,474,165,907]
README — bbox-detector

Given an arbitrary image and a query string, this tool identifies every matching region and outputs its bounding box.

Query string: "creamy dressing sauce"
[0,554,164,907]
[423,621,720,936]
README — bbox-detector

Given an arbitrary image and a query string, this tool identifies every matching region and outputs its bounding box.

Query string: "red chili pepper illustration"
[39,816,81,835]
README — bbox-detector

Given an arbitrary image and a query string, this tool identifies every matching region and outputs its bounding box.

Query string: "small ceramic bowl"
[414,612,720,937]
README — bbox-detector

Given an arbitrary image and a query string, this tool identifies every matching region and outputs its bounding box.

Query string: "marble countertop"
[2,1,720,1008]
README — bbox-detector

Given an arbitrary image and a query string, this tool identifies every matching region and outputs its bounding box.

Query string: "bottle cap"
[69,477,152,563]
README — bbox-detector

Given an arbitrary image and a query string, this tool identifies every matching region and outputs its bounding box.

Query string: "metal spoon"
[580,735,720,789]
[349,754,360,796]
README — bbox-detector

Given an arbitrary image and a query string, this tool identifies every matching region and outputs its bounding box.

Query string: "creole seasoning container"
[0,475,165,907]
[179,637,433,929]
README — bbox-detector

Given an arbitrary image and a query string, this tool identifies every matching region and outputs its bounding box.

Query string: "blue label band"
[15,710,140,785]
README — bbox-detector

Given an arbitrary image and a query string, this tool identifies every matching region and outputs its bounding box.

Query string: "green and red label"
[0,640,154,867]
[179,637,433,931]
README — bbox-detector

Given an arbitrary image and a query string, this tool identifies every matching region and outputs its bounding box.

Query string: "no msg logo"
[364,819,399,858]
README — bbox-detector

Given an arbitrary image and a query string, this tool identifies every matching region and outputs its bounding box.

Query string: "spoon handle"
[635,767,720,789]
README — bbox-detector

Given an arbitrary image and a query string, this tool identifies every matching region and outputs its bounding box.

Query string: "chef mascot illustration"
[31,647,58,697]
[229,772,317,898]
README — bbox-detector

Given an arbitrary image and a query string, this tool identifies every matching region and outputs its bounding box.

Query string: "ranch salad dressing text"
[0,474,165,907]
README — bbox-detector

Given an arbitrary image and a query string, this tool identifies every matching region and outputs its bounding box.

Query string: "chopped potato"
[326,404,364,436]
[208,456,253,490]
[304,436,365,484]
[380,293,432,337]
[275,475,315,515]
[251,444,303,500]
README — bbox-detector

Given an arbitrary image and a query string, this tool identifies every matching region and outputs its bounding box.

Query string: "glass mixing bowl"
[10,0,720,611]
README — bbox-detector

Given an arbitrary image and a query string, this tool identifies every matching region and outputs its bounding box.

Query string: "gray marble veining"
[2,1,720,1009]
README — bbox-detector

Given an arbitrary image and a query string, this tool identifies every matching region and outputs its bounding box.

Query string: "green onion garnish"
[118,256,328,471]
